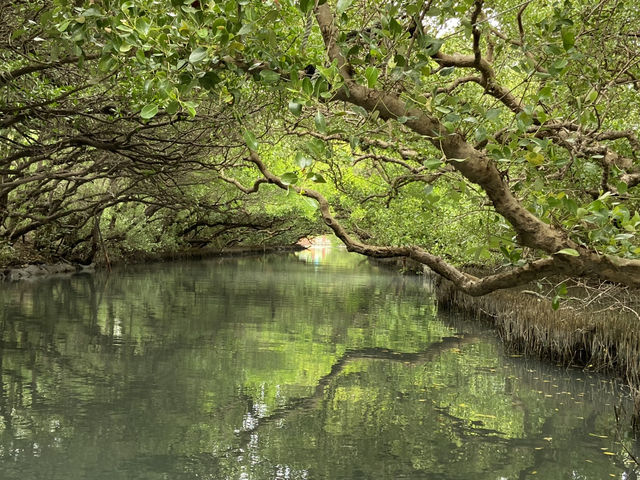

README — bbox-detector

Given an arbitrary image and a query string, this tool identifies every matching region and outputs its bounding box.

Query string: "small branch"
[218,174,269,193]
[0,54,99,87]
[596,130,640,154]
[516,1,532,45]
[471,0,484,66]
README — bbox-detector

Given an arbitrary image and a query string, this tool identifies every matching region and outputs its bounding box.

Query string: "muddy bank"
[371,257,639,387]
[435,275,640,424]
[112,243,306,264]
[1,244,306,282]
[0,262,95,281]
[368,256,430,274]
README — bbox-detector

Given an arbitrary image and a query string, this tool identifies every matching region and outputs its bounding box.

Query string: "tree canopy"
[1,0,640,295]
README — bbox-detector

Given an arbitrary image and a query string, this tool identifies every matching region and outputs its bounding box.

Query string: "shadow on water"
[0,250,638,479]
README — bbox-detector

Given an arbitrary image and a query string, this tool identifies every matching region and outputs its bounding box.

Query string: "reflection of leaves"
[235,335,478,446]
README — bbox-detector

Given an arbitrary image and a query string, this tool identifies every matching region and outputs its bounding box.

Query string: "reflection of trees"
[236,335,479,441]
[0,254,637,479]
[232,330,637,479]
[0,256,441,460]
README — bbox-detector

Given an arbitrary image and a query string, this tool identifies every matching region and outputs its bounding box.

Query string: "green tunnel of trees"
[1,0,640,296]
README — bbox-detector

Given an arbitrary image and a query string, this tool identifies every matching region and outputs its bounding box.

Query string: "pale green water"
[0,248,637,479]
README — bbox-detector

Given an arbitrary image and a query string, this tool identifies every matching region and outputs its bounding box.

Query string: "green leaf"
[551,295,561,310]
[304,138,326,158]
[259,70,281,84]
[243,130,258,151]
[314,111,327,133]
[561,27,575,51]
[474,126,487,143]
[295,152,313,169]
[288,101,303,116]
[83,7,102,16]
[550,59,568,74]
[308,172,326,183]
[302,196,319,209]
[237,23,254,35]
[485,108,501,122]
[557,282,568,296]
[388,17,402,36]
[199,71,220,91]
[136,18,150,36]
[555,248,580,257]
[350,105,369,117]
[140,103,158,119]
[299,0,314,14]
[423,37,444,56]
[57,20,71,32]
[439,66,455,76]
[189,47,208,64]
[525,152,545,166]
[183,101,197,117]
[302,77,313,96]
[424,158,442,169]
[336,0,353,15]
[98,56,116,72]
[281,172,299,185]
[364,66,379,88]
[166,100,180,115]
[585,88,598,103]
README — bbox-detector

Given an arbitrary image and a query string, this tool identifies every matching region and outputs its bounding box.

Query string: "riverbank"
[0,243,306,281]
[435,275,640,427]
[369,255,640,425]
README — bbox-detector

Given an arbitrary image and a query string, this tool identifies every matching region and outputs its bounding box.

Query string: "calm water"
[0,248,637,479]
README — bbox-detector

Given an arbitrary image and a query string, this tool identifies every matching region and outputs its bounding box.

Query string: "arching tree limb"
[244,151,593,295]
[307,2,640,291]
[315,3,569,255]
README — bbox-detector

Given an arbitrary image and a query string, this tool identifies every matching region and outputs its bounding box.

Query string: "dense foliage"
[1,0,639,294]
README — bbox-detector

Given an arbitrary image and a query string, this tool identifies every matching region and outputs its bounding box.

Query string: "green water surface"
[0,248,637,479]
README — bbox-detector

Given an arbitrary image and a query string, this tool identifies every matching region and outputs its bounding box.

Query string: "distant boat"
[311,236,332,246]
[297,236,333,248]
[297,237,313,248]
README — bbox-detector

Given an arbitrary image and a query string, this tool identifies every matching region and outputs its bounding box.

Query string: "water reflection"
[0,250,637,479]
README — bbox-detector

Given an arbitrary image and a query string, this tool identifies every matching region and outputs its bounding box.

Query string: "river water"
[0,247,637,479]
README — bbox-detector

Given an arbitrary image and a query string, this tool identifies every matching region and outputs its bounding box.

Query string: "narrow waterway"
[0,248,637,479]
